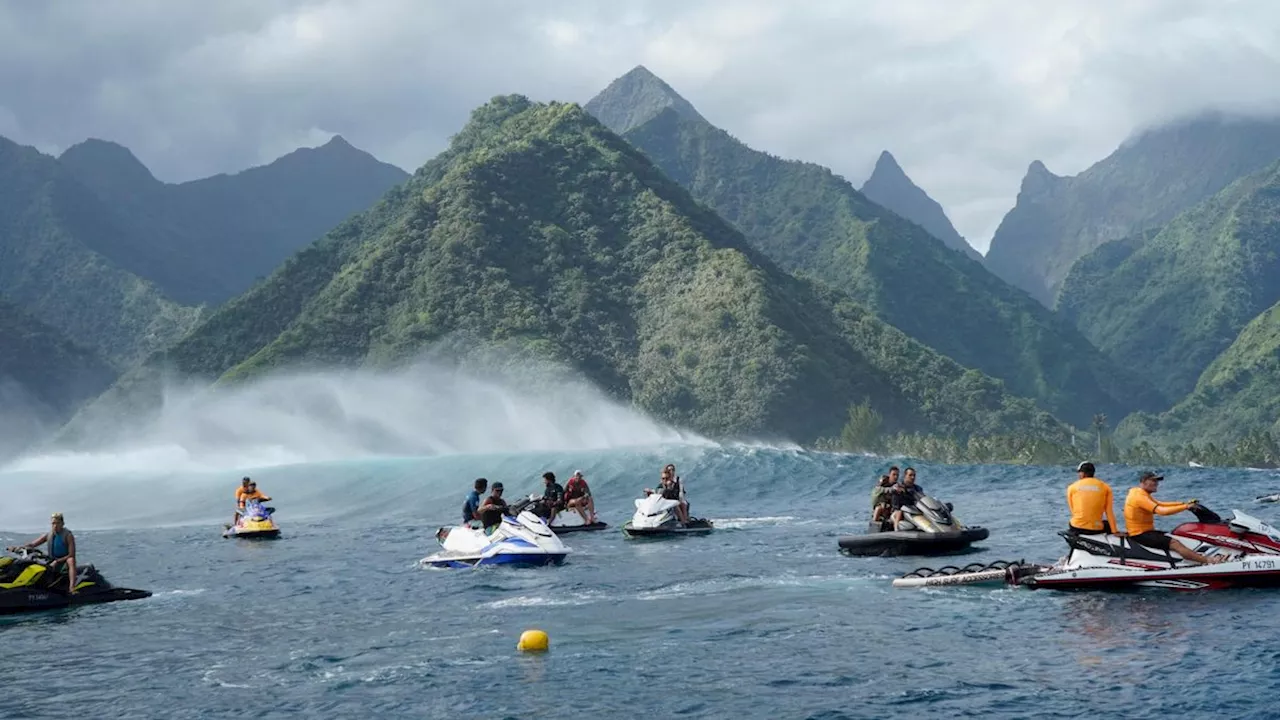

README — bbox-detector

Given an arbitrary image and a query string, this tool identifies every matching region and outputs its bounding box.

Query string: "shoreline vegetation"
[814,401,1280,469]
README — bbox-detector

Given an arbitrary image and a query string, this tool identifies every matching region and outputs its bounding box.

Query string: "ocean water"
[2,443,1278,719]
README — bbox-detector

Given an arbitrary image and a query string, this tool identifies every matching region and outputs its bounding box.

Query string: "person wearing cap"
[10,513,77,593]
[1124,471,1223,564]
[564,470,596,524]
[462,478,488,528]
[1066,461,1124,535]
[476,482,510,533]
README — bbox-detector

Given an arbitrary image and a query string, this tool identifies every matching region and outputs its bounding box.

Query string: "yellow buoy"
[517,629,549,652]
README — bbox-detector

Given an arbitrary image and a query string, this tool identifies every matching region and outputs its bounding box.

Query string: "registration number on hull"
[1242,559,1277,570]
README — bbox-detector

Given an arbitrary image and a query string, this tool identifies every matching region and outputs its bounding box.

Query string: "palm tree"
[1091,413,1108,457]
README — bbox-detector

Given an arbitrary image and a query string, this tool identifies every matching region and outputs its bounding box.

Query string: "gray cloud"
[3,0,1279,251]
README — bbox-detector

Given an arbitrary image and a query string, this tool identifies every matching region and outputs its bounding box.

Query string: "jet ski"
[223,500,281,539]
[0,547,151,615]
[1013,504,1280,591]
[509,494,608,533]
[621,491,713,538]
[1256,493,1280,504]
[420,510,570,569]
[838,495,988,557]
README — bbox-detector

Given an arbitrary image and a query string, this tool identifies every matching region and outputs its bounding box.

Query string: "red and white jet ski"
[1012,504,1280,591]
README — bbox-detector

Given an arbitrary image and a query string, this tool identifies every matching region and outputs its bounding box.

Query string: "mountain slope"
[58,136,409,305]
[860,150,981,262]
[0,136,202,366]
[0,296,116,416]
[1058,160,1280,399]
[986,114,1280,305]
[586,69,1162,427]
[83,96,1070,446]
[1119,300,1280,446]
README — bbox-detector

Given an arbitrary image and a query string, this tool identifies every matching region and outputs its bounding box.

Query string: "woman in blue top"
[15,512,77,594]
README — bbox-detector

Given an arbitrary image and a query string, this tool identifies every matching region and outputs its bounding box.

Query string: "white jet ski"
[509,494,608,533]
[1010,505,1280,591]
[420,511,570,569]
[621,492,713,538]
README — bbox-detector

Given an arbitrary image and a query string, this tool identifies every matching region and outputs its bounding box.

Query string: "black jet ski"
[0,547,151,615]
[838,495,988,557]
[509,494,608,533]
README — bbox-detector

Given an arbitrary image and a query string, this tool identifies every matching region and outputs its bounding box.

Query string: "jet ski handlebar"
[5,546,49,562]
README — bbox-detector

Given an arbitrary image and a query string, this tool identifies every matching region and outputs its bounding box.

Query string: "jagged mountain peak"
[585,65,706,134]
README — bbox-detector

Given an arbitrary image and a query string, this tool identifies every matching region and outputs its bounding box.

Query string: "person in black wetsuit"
[540,472,564,523]
[476,483,510,533]
[889,467,925,528]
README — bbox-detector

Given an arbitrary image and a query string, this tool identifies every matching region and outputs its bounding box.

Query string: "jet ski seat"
[1060,532,1182,567]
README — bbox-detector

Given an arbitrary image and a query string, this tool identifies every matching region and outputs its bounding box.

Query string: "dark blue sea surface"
[2,445,1279,719]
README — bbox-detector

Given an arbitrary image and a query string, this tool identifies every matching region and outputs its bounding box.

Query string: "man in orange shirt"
[1124,471,1223,564]
[1066,462,1124,535]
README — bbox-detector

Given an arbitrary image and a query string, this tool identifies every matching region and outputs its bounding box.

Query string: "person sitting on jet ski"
[476,482,510,534]
[463,478,488,528]
[540,472,565,522]
[564,470,596,524]
[1123,471,1225,564]
[889,468,925,528]
[871,475,894,523]
[646,465,690,525]
[8,512,77,594]
[232,476,252,527]
[1067,461,1125,535]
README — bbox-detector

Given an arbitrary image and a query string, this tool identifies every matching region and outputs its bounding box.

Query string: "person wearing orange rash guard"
[1066,461,1124,535]
[1124,471,1224,564]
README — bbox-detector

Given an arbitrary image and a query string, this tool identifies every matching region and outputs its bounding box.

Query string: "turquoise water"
[2,444,1278,719]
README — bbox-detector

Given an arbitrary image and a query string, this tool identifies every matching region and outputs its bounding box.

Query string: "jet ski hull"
[0,587,152,615]
[1021,557,1280,591]
[549,521,608,534]
[621,518,714,538]
[222,525,281,539]
[839,527,989,557]
[420,552,568,569]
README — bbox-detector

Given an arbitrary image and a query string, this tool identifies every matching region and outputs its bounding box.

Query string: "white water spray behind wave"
[2,358,709,478]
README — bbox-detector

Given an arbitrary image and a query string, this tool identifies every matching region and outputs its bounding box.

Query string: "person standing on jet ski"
[565,470,596,524]
[463,478,488,528]
[9,512,77,594]
[476,482,510,534]
[540,472,565,523]
[1066,461,1125,535]
[1123,471,1224,564]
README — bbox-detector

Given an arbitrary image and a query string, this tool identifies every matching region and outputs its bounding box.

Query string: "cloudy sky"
[3,0,1279,251]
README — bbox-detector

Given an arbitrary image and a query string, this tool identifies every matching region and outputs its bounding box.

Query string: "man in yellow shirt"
[1066,462,1124,535]
[1123,471,1223,564]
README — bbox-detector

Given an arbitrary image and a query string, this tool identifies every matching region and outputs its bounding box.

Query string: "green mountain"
[986,114,1280,306]
[82,96,1070,446]
[585,67,1161,428]
[0,296,116,416]
[0,296,116,459]
[860,150,982,262]
[1058,159,1280,400]
[0,135,203,367]
[58,135,409,305]
[1119,300,1280,446]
